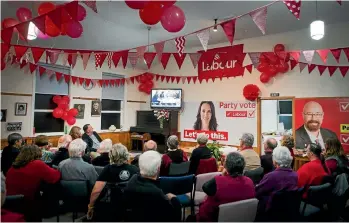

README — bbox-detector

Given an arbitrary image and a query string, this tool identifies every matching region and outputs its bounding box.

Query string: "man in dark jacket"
[1,133,23,175]
[124,151,181,222]
[189,133,212,174]
[51,135,72,166]
[82,124,102,153]
[131,140,157,167]
[260,138,277,174]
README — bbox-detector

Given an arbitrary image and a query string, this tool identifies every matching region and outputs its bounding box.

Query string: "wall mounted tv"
[150,89,182,110]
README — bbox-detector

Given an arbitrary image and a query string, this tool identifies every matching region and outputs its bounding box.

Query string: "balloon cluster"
[243,84,260,101]
[125,0,186,33]
[52,95,78,125]
[138,73,154,95]
[257,44,291,84]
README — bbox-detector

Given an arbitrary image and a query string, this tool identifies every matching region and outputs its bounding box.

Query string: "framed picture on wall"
[1,109,7,122]
[91,100,101,116]
[15,103,27,116]
[74,104,85,119]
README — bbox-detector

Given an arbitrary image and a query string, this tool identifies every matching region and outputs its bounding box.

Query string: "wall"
[261,100,278,132]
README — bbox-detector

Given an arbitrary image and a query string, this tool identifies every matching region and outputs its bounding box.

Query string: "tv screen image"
[151,89,182,109]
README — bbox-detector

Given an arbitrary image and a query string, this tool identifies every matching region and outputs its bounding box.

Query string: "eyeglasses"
[304,112,323,117]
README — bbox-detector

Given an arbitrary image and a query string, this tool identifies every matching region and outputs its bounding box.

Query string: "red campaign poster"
[197,44,245,80]
[294,98,349,153]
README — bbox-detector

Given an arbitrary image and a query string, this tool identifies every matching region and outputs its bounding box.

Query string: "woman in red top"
[324,137,349,174]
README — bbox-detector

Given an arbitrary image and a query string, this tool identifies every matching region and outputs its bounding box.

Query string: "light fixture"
[310,1,324,40]
[27,22,37,41]
[213,19,218,32]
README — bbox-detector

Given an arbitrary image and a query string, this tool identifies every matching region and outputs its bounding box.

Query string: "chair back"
[159,174,196,196]
[244,167,264,185]
[218,198,258,222]
[60,180,90,212]
[307,183,332,207]
[169,161,191,176]
[195,172,221,192]
[94,165,104,175]
[3,195,25,215]
[196,158,217,175]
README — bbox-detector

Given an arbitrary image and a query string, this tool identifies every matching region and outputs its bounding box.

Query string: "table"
[293,156,309,171]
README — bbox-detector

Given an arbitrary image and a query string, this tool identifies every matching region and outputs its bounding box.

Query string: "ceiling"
[2,1,349,52]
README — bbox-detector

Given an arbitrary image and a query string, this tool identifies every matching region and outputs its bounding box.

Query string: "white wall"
[261,100,278,132]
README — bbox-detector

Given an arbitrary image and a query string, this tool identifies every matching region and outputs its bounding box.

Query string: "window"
[277,100,293,130]
[101,73,124,130]
[34,63,70,134]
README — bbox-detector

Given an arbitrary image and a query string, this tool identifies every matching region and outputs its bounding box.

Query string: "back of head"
[58,135,72,148]
[241,133,254,147]
[266,138,278,152]
[7,133,23,146]
[109,143,129,165]
[99,139,113,153]
[83,124,90,133]
[35,135,49,147]
[13,145,42,168]
[225,152,245,177]
[308,143,329,173]
[139,151,162,178]
[325,137,344,157]
[69,126,82,140]
[281,135,295,150]
[144,140,157,152]
[272,146,293,168]
[68,138,87,158]
[197,133,208,145]
[167,135,179,150]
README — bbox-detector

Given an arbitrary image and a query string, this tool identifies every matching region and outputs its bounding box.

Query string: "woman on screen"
[193,101,218,131]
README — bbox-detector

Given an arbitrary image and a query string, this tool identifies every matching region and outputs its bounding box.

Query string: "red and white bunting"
[248,52,261,68]
[112,52,122,68]
[192,76,198,84]
[339,66,348,77]
[317,65,327,75]
[56,72,63,82]
[46,69,54,79]
[165,76,171,83]
[15,21,30,43]
[47,7,62,30]
[290,59,299,70]
[303,50,315,64]
[308,64,316,73]
[107,52,113,69]
[68,54,78,68]
[317,49,330,64]
[1,27,13,44]
[71,76,78,84]
[128,52,138,69]
[144,52,156,69]
[47,50,60,64]
[160,53,171,69]
[245,64,253,74]
[1,43,10,61]
[328,66,337,77]
[136,46,147,58]
[29,63,37,74]
[175,36,186,57]
[289,51,301,62]
[62,53,69,66]
[175,76,181,84]
[154,41,165,63]
[31,47,45,64]
[81,53,91,70]
[95,53,107,69]
[336,0,342,5]
[121,50,129,69]
[249,7,268,35]
[196,29,210,51]
[173,53,186,69]
[79,77,85,85]
[343,48,349,61]
[32,16,46,35]
[85,79,92,87]
[39,67,46,76]
[64,74,70,83]
[82,0,98,13]
[283,0,301,20]
[189,53,201,69]
[14,46,28,61]
[160,76,165,82]
[170,76,176,83]
[299,62,307,72]
[220,19,236,45]
[330,49,341,63]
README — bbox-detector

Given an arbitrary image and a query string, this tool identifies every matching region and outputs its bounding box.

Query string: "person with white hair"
[255,146,298,213]
[92,139,113,166]
[239,133,261,171]
[58,138,98,188]
[189,133,212,174]
[123,151,181,222]
[131,140,158,167]
[52,134,72,166]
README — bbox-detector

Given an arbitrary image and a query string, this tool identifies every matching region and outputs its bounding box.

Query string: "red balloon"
[260,73,271,83]
[61,111,69,121]
[140,75,148,83]
[61,95,70,104]
[68,108,78,117]
[1,60,6,71]
[52,108,64,118]
[266,66,278,77]
[139,2,163,25]
[266,53,279,65]
[145,73,153,80]
[138,84,147,92]
[274,44,285,53]
[45,18,60,37]
[125,0,149,9]
[77,4,87,21]
[257,63,269,73]
[38,2,56,15]
[66,116,76,125]
[58,103,69,110]
[161,5,186,33]
[144,81,154,89]
[52,95,62,104]
[2,18,19,28]
[63,20,83,38]
[144,88,151,95]
[16,8,32,22]
[280,62,289,73]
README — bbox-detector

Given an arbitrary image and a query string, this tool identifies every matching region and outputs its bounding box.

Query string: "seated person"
[82,124,102,153]
[69,126,82,140]
[281,135,295,168]
[239,133,261,171]
[197,152,255,222]
[87,143,139,221]
[256,146,298,213]
[324,137,349,174]
[189,133,212,174]
[123,151,181,222]
[92,139,112,167]
[1,173,25,222]
[1,133,23,176]
[51,134,72,166]
[260,138,277,174]
[131,140,157,167]
[35,135,54,164]
[160,135,188,176]
[58,139,98,189]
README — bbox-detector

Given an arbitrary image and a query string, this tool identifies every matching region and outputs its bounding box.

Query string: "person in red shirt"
[324,137,349,174]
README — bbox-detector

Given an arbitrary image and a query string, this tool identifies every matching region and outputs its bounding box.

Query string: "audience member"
[1,133,23,176]
[324,137,349,174]
[87,143,139,220]
[92,139,112,167]
[123,151,181,222]
[239,133,260,171]
[51,134,72,166]
[35,135,54,164]
[256,146,298,213]
[260,138,277,174]
[69,126,82,140]
[197,152,255,222]
[1,173,25,222]
[58,139,98,189]
[160,135,188,176]
[189,133,212,174]
[281,135,295,167]
[131,140,157,167]
[82,124,102,153]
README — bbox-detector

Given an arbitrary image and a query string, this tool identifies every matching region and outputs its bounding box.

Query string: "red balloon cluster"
[138,73,154,95]
[257,44,290,84]
[243,84,260,101]
[125,0,186,33]
[52,95,78,125]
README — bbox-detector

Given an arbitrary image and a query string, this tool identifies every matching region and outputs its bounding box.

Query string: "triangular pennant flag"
[220,19,236,45]
[62,53,69,66]
[339,66,349,77]
[328,66,337,76]
[303,50,315,64]
[14,46,28,61]
[31,47,45,64]
[68,54,78,68]
[248,52,261,68]
[249,7,268,35]
[343,48,349,62]
[85,78,92,87]
[160,53,171,69]
[196,29,210,51]
[47,7,62,29]
[330,49,341,63]
[165,76,171,83]
[175,76,181,84]
[29,63,37,74]
[120,78,125,85]
[47,50,60,64]
[170,76,176,83]
[95,53,107,68]
[289,51,301,62]
[187,76,192,84]
[91,79,97,86]
[135,76,140,83]
[283,0,301,20]
[39,67,46,76]
[65,1,79,20]
[154,41,165,63]
[144,53,156,69]
[155,75,160,81]
[121,50,129,68]
[20,60,27,69]
[81,53,91,70]
[1,27,13,44]
[64,74,70,83]
[317,49,330,64]
[308,64,316,73]
[189,53,201,69]
[336,0,341,5]
[15,21,30,42]
[111,52,122,68]
[299,62,307,72]
[32,15,46,35]
[71,76,78,84]
[290,59,299,70]
[110,79,115,87]
[98,80,104,87]
[115,79,121,87]
[175,36,186,57]
[160,76,165,82]
[245,64,253,74]
[128,52,138,69]
[173,53,187,69]
[182,77,186,84]
[192,76,198,84]
[79,77,85,85]
[211,77,216,82]
[198,78,203,84]
[82,0,98,13]
[130,76,135,84]
[56,72,63,82]
[136,46,147,58]
[317,65,327,75]
[1,43,10,61]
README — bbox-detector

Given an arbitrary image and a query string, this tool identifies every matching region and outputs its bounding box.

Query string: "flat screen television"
[150,89,182,110]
